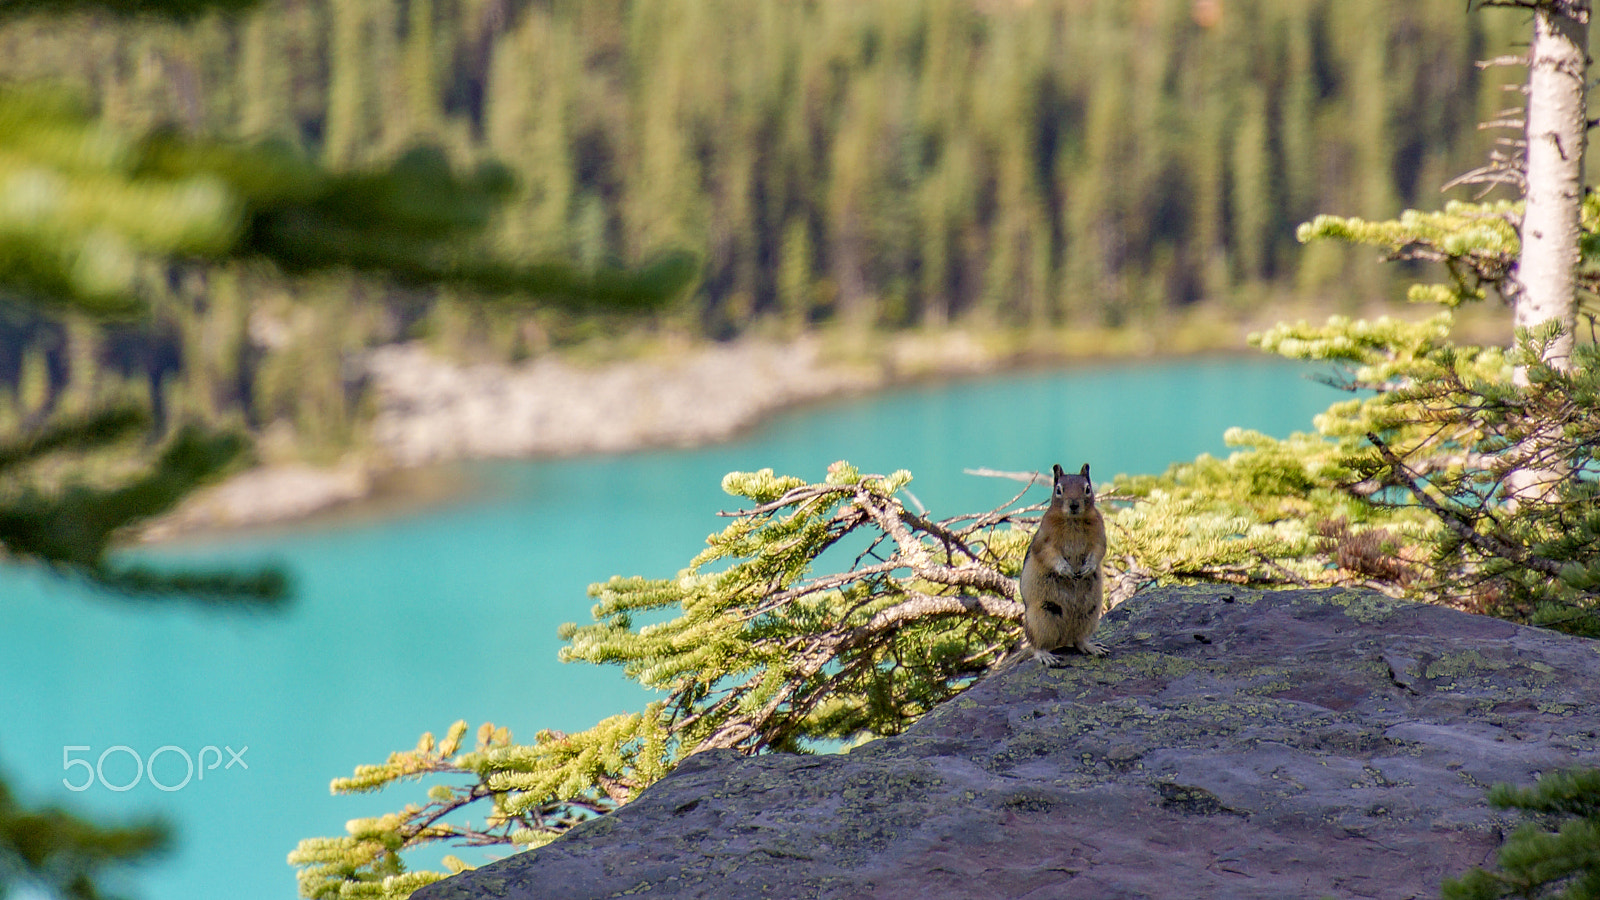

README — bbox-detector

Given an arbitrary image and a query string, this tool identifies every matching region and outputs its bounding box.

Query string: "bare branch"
[963,466,1048,486]
[1476,53,1531,68]
[1366,431,1565,577]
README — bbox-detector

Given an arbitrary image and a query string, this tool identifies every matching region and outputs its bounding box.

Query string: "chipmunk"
[1020,463,1108,664]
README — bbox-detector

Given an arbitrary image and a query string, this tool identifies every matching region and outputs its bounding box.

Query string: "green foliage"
[1297,191,1600,318]
[566,463,1019,750]
[288,718,668,899]
[0,403,145,470]
[0,88,238,316]
[1365,332,1600,634]
[1116,140,1597,627]
[0,406,288,603]
[294,462,1036,895]
[1277,204,1600,630]
[0,772,170,900]
[0,88,696,317]
[1296,201,1520,307]
[1443,769,1600,900]
[1111,428,1388,586]
[143,136,697,311]
[1098,163,1597,633]
[1117,299,1600,632]
[1098,316,1482,592]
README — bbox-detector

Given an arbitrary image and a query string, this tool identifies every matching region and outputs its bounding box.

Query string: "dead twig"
[1365,431,1565,578]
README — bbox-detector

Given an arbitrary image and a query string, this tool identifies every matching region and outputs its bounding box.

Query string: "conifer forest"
[0,0,1526,454]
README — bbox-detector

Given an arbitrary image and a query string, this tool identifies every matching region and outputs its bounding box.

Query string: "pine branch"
[88,563,290,606]
[1365,431,1566,578]
[0,774,171,900]
[1444,767,1600,899]
[0,423,290,606]
[0,404,148,474]
[298,464,1042,893]
[0,90,698,316]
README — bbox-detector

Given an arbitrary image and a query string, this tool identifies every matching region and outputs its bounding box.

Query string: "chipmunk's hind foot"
[1076,638,1108,657]
[1029,647,1065,667]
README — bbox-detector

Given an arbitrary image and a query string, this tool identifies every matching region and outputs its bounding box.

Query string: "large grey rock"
[416,585,1600,899]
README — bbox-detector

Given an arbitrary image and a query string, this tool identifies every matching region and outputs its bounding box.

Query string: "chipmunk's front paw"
[1077,639,1108,657]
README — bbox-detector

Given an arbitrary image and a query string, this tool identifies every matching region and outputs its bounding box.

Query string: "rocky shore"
[138,331,1001,539]
[138,461,373,542]
[362,336,880,465]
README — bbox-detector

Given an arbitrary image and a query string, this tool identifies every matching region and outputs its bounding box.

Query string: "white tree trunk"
[1514,1,1588,382]
[1507,2,1588,507]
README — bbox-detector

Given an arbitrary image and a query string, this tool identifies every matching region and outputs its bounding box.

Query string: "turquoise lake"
[1,356,1345,899]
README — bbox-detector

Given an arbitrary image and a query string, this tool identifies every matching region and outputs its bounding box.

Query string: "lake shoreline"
[135,306,1510,542]
[137,329,1216,541]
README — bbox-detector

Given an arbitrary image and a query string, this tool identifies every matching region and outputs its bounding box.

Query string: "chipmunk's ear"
[1052,463,1065,480]
[1079,463,1091,480]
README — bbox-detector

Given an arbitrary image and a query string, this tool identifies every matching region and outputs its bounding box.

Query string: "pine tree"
[1164,0,1600,630]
